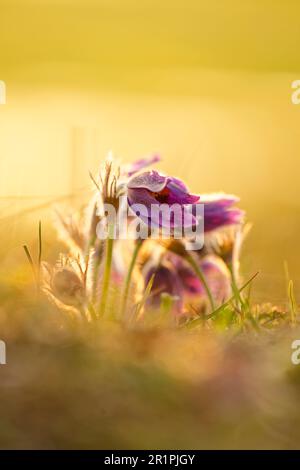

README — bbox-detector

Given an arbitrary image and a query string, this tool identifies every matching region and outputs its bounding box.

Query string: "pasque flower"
[143,251,231,314]
[127,168,243,233]
[41,257,86,308]
[47,152,247,323]
[127,170,200,229]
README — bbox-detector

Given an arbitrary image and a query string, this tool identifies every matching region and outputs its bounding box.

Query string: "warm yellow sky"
[1,0,300,85]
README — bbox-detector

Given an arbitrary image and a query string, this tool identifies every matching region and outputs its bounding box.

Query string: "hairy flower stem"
[187,254,215,312]
[99,225,115,317]
[91,241,104,303]
[121,238,143,316]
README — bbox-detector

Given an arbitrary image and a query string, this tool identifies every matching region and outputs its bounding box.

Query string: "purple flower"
[144,253,231,314]
[200,193,244,232]
[145,261,183,311]
[126,155,161,177]
[199,256,231,304]
[127,170,200,229]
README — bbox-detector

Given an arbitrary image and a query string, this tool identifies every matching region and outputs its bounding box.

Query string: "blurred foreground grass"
[0,246,300,449]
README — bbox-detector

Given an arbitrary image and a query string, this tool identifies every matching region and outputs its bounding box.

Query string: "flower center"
[151,187,170,203]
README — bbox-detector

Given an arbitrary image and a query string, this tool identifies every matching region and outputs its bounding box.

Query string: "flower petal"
[126,155,161,177]
[166,177,200,205]
[190,193,244,232]
[128,188,198,229]
[128,170,167,192]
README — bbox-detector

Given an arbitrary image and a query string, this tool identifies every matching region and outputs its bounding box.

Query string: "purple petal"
[126,155,161,177]
[128,189,198,229]
[166,177,200,205]
[191,193,244,232]
[177,265,204,295]
[204,206,244,232]
[201,193,239,207]
[128,171,200,229]
[127,188,156,225]
[200,256,231,304]
[145,263,183,313]
[128,170,167,192]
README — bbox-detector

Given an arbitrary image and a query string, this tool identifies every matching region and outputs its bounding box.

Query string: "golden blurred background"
[0,0,300,301]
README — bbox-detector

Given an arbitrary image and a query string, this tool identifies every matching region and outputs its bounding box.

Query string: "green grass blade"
[132,273,155,323]
[185,271,259,329]
[288,280,297,324]
[23,244,38,286]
